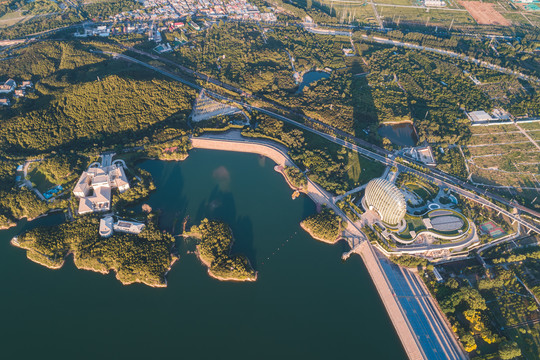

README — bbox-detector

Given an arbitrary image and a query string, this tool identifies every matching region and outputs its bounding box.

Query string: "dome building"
[364,178,406,226]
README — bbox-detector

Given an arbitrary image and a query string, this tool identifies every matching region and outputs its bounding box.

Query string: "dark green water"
[1,149,407,360]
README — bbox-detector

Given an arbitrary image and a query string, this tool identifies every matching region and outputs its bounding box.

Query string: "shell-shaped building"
[364,178,406,226]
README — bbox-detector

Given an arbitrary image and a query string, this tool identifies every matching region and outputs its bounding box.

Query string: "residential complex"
[112,0,276,23]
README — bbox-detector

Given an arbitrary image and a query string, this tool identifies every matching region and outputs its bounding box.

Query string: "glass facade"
[365,178,407,226]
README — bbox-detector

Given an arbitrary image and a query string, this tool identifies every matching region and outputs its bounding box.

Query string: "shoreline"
[196,249,257,282]
[11,237,173,288]
[299,222,340,244]
[191,225,258,282]
[191,134,337,211]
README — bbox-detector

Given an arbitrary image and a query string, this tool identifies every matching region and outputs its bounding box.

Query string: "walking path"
[515,123,540,152]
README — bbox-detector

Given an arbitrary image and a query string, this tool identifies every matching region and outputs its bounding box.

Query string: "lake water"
[295,71,330,94]
[378,122,418,147]
[1,149,406,360]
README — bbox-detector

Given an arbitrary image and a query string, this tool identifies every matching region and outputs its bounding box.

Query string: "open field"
[459,1,512,25]
[376,5,476,26]
[467,131,530,145]
[463,123,540,208]
[313,0,377,24]
[467,141,536,157]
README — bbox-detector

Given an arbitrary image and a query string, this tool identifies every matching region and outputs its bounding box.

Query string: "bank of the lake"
[295,70,331,94]
[1,149,407,360]
[378,122,418,147]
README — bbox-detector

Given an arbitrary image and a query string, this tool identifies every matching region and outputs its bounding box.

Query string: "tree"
[498,341,521,360]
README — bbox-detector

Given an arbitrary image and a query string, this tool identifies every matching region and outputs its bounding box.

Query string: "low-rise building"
[114,220,145,234]
[0,79,16,93]
[424,0,446,6]
[14,89,25,98]
[99,216,114,237]
[0,98,10,106]
[73,154,130,215]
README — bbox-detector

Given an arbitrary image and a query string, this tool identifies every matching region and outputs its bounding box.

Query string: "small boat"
[292,190,300,200]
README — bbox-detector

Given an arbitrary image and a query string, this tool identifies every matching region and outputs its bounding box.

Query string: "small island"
[13,214,176,287]
[300,208,343,244]
[189,219,257,282]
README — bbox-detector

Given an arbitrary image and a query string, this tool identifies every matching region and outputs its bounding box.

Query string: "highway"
[253,107,540,235]
[96,49,540,235]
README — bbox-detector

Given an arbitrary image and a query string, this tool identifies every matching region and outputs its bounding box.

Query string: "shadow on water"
[231,216,256,267]
[142,161,189,234]
[301,193,317,219]
[195,185,257,267]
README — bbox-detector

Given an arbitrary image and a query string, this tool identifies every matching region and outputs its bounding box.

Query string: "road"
[96,50,540,235]
[358,34,540,84]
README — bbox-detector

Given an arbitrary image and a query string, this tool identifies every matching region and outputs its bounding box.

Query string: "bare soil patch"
[459,1,511,26]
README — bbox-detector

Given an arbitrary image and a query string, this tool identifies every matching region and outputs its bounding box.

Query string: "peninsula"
[13,214,176,287]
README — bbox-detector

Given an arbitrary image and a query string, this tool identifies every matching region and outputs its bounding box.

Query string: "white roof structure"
[99,216,114,237]
[73,154,130,215]
[468,111,493,123]
[114,220,145,234]
[364,178,407,226]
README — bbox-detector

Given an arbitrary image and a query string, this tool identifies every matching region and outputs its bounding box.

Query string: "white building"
[114,220,145,234]
[424,0,446,6]
[0,79,16,93]
[99,216,114,237]
[467,110,493,124]
[73,155,130,214]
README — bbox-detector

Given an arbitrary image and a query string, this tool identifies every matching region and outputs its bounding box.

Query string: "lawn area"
[346,150,386,186]
[404,182,435,201]
[26,163,55,193]
[397,214,426,238]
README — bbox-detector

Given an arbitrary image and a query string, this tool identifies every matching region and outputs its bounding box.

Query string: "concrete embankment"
[191,135,334,210]
[357,241,425,360]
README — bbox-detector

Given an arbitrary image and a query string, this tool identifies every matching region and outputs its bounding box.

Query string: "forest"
[0,41,196,156]
[242,113,384,194]
[14,214,176,287]
[191,218,257,281]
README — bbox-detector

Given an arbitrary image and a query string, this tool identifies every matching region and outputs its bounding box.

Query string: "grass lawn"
[346,150,386,186]
[26,163,55,193]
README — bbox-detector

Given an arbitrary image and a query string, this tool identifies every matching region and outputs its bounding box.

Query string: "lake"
[1,149,407,360]
[378,122,418,147]
[295,71,330,94]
